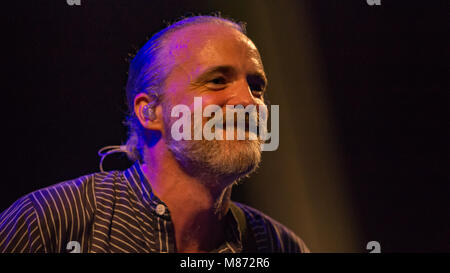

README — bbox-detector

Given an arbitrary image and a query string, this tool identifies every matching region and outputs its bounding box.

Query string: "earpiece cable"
[98,145,127,172]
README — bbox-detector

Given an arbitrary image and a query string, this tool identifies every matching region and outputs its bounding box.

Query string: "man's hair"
[123,14,247,162]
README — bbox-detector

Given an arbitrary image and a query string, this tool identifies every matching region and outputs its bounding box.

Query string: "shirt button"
[156,204,166,215]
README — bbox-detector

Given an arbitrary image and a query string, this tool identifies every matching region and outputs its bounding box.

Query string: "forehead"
[162,23,264,77]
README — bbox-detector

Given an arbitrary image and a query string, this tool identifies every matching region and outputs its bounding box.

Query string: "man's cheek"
[200,93,230,108]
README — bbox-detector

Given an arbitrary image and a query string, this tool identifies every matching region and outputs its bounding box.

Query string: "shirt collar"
[122,161,171,218]
[122,161,243,252]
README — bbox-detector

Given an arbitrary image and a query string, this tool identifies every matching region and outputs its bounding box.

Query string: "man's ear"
[134,93,163,131]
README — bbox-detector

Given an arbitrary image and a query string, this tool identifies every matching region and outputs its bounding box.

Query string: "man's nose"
[227,79,258,107]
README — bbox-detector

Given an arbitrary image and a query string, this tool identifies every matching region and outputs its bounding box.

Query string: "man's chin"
[212,127,259,141]
[201,139,262,183]
[166,138,262,185]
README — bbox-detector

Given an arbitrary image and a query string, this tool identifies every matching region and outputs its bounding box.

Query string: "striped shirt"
[0,161,309,253]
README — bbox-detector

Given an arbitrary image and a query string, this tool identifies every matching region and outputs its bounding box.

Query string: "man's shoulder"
[24,170,125,213]
[232,201,310,253]
[0,169,125,252]
[10,170,124,222]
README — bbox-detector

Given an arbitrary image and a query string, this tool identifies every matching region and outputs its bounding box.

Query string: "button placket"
[156,204,166,216]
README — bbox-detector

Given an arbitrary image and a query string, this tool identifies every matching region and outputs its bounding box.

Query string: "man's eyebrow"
[194,65,237,82]
[193,65,267,87]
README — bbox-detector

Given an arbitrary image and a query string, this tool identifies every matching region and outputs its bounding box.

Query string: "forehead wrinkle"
[160,36,201,86]
[162,27,223,84]
[162,23,265,86]
[165,23,250,61]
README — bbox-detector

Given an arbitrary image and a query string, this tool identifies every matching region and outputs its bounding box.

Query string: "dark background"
[1,0,448,252]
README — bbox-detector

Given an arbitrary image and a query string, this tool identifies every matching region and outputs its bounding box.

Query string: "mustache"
[204,110,264,133]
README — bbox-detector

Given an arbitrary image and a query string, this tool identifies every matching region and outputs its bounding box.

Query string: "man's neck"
[141,146,233,252]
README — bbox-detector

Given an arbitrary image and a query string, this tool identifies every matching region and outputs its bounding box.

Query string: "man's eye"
[252,90,264,98]
[249,83,263,92]
[209,77,227,85]
[205,77,227,90]
[249,83,265,98]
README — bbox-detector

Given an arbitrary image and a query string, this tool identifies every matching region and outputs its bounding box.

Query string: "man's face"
[160,23,267,185]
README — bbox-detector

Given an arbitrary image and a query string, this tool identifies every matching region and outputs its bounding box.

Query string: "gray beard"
[166,137,262,186]
[163,104,263,186]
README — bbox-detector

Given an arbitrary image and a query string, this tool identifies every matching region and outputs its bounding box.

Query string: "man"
[0,15,309,253]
